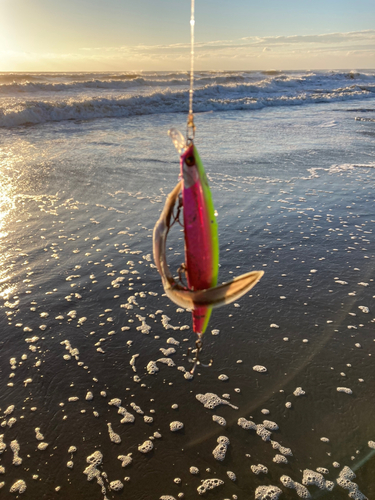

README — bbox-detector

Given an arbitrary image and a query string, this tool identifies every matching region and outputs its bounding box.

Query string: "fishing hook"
[188,334,213,375]
[169,193,184,229]
[177,263,188,287]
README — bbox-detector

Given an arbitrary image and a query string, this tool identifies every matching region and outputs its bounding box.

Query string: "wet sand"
[0,104,374,499]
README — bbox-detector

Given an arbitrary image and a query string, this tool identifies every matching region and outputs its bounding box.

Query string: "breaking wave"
[1,70,375,127]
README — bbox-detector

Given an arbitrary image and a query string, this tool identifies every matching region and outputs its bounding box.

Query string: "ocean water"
[0,70,374,499]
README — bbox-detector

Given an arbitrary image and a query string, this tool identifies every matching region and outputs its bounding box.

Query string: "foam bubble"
[107,423,121,444]
[238,417,257,431]
[190,467,199,475]
[4,405,15,416]
[251,464,268,475]
[263,420,279,431]
[212,436,230,461]
[10,440,22,465]
[253,365,267,373]
[37,442,49,451]
[166,337,180,345]
[109,398,122,407]
[293,387,306,397]
[67,461,74,469]
[218,374,229,381]
[157,358,176,367]
[227,471,236,481]
[337,387,353,395]
[83,451,107,497]
[273,454,288,464]
[256,424,272,441]
[197,478,224,495]
[211,329,220,335]
[138,440,153,453]
[130,402,144,414]
[170,421,184,432]
[160,347,176,356]
[255,485,282,500]
[196,393,238,410]
[147,361,159,375]
[271,441,293,456]
[130,354,139,372]
[110,480,123,491]
[7,417,17,428]
[337,466,367,500]
[118,454,132,467]
[160,496,177,500]
[280,476,311,498]
[358,306,369,313]
[35,428,44,441]
[212,415,226,426]
[368,441,375,449]
[117,406,135,424]
[10,480,27,494]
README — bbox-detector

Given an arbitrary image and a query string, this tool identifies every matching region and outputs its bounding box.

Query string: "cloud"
[1,29,374,70]
[243,29,375,45]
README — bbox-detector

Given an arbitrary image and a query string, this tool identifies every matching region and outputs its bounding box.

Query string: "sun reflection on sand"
[0,156,18,299]
[0,147,61,300]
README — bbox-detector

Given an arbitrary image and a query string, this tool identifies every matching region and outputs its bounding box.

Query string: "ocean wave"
[0,71,144,85]
[1,79,375,128]
[0,77,188,94]
[2,70,375,96]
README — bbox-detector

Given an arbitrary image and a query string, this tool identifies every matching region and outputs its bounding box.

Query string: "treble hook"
[187,334,213,375]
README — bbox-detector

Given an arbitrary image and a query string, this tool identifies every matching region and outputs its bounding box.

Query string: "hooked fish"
[153,129,264,338]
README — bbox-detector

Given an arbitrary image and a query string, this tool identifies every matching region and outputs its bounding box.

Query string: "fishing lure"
[152,0,263,370]
[152,129,264,369]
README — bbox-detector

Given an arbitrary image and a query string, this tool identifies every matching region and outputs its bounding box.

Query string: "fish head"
[180,144,199,188]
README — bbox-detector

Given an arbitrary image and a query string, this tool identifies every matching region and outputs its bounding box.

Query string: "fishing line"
[186,0,196,143]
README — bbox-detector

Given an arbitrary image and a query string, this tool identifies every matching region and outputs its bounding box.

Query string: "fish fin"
[153,181,263,311]
[165,270,264,310]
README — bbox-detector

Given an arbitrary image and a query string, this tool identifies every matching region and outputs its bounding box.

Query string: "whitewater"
[0,69,375,127]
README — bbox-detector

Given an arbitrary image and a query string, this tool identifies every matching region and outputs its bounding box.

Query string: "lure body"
[180,144,219,334]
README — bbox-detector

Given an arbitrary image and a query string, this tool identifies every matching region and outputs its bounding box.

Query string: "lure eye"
[185,155,195,167]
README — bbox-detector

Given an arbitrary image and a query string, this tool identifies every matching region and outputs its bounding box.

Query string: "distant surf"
[0,70,374,127]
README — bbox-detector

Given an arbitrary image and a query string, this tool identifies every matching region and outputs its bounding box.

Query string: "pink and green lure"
[180,143,219,334]
[152,129,263,338]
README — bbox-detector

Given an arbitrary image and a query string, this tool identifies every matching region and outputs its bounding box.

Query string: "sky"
[0,0,374,72]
